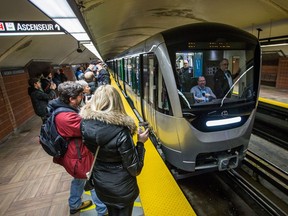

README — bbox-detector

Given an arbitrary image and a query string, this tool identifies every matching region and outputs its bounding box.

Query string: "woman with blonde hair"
[79,85,149,216]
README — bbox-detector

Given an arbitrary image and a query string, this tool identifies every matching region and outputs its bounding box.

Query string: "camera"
[77,48,83,53]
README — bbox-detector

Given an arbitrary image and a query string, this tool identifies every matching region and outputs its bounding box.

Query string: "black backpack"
[39,107,75,157]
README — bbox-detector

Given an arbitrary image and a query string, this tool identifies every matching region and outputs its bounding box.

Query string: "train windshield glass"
[175,49,255,108]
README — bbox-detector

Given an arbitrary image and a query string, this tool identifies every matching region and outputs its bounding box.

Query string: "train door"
[141,53,158,132]
[124,57,138,108]
[133,56,142,114]
[113,60,119,84]
[118,58,125,91]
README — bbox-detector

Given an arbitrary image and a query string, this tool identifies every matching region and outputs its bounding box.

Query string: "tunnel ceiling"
[0,0,287,68]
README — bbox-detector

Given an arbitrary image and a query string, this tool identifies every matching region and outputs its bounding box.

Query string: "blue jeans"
[91,189,107,216]
[69,178,85,210]
[69,178,107,215]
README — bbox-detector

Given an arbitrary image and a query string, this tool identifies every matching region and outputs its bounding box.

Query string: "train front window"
[175,49,256,108]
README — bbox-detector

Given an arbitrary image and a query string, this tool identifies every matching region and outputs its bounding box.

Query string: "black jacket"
[97,68,111,85]
[214,69,237,98]
[28,87,55,117]
[80,106,145,208]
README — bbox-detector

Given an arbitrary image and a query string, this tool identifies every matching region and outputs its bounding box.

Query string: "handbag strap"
[86,145,100,179]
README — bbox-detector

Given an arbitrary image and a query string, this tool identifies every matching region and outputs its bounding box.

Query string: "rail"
[253,101,288,150]
[222,168,288,216]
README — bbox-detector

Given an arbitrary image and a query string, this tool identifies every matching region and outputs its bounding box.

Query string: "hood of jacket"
[80,102,137,147]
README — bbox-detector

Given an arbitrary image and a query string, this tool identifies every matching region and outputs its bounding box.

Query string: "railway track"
[244,151,288,195]
[253,101,288,150]
[213,146,288,216]
[220,167,288,216]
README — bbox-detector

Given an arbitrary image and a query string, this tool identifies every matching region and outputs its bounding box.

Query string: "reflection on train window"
[158,73,172,115]
[175,50,255,108]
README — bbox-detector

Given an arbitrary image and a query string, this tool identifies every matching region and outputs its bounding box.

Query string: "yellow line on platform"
[259,97,288,108]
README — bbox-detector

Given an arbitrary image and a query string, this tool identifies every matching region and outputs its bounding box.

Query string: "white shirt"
[225,71,233,88]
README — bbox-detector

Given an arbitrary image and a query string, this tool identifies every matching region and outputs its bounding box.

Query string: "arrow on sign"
[55,24,60,31]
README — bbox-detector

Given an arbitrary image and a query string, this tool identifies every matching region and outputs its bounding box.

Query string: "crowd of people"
[27,60,149,216]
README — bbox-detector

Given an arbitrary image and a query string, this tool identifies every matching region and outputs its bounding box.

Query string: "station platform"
[259,85,288,107]
[0,79,196,216]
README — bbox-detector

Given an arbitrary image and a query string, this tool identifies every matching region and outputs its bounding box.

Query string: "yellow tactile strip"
[113,79,197,216]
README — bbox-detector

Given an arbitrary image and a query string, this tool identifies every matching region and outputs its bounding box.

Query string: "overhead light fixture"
[83,42,102,59]
[71,33,90,41]
[261,43,288,48]
[260,35,288,48]
[28,0,102,60]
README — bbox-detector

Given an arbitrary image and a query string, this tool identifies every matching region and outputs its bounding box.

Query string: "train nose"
[218,154,239,171]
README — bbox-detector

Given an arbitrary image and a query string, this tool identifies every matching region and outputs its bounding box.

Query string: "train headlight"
[206,117,241,127]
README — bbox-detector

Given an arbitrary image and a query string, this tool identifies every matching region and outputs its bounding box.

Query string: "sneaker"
[70,200,93,214]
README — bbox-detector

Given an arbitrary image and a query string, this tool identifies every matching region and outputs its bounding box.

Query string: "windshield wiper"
[220,65,253,107]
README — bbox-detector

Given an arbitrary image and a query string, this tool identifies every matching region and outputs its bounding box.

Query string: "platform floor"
[259,85,288,105]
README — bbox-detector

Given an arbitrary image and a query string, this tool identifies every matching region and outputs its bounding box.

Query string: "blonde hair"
[89,85,126,114]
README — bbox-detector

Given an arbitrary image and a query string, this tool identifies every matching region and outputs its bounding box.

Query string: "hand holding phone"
[138,122,149,143]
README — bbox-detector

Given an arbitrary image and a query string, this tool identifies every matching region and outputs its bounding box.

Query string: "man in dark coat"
[179,60,194,92]
[214,58,239,98]
[28,77,56,123]
[96,61,111,86]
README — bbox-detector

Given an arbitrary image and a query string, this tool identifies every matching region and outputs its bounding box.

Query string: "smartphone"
[138,122,149,132]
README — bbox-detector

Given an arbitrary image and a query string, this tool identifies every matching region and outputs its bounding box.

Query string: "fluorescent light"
[0,32,65,36]
[206,117,241,127]
[54,18,85,33]
[71,33,90,41]
[28,0,103,60]
[261,43,288,48]
[29,0,75,17]
[83,42,103,61]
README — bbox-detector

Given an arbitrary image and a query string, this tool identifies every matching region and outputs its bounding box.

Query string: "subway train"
[107,22,261,176]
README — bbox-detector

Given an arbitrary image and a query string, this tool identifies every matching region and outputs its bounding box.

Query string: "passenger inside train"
[178,59,194,91]
[190,76,216,103]
[214,58,240,98]
[176,49,255,108]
